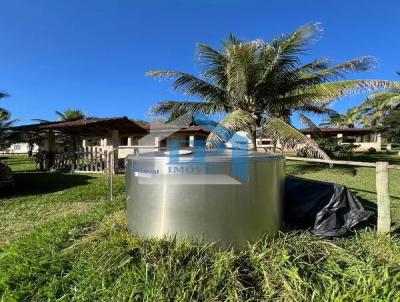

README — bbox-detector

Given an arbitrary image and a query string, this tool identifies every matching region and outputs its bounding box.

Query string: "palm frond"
[295,102,336,115]
[292,80,394,103]
[31,118,51,124]
[0,111,17,143]
[0,119,18,129]
[295,57,331,73]
[355,83,400,126]
[146,70,226,102]
[55,109,86,121]
[223,33,242,47]
[271,23,321,56]
[226,43,262,99]
[0,109,10,122]
[257,24,322,86]
[206,110,255,147]
[0,91,9,99]
[263,117,330,159]
[303,56,375,78]
[55,111,65,120]
[298,114,323,138]
[290,57,377,90]
[319,112,344,128]
[365,93,400,109]
[150,100,230,117]
[197,43,228,87]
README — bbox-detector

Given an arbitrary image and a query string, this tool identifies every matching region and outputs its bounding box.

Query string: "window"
[257,139,272,145]
[120,137,128,146]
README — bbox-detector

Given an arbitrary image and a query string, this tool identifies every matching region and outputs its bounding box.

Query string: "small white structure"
[0,143,39,154]
[226,131,254,150]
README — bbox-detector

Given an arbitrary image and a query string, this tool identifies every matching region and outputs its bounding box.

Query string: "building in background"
[299,128,381,152]
[0,143,39,154]
[10,117,210,172]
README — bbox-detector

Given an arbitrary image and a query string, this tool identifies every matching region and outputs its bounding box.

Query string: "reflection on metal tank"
[125,150,285,249]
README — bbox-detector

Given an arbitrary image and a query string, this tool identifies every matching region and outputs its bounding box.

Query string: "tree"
[29,109,88,155]
[0,91,17,149]
[55,109,87,121]
[0,90,10,123]
[0,114,17,149]
[379,109,400,144]
[147,23,393,156]
[319,108,361,128]
[33,109,88,124]
[354,72,400,127]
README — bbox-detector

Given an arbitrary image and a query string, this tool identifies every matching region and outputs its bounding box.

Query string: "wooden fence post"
[376,161,391,234]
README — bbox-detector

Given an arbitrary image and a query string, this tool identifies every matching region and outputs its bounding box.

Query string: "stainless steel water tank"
[125,150,285,249]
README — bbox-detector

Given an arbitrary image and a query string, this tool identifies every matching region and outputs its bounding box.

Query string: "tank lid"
[127,149,284,162]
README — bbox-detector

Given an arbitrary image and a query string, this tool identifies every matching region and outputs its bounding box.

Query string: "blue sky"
[0,0,399,128]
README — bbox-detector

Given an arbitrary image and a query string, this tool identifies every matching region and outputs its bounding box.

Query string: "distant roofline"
[139,122,210,134]
[9,116,210,135]
[299,127,373,134]
[9,117,148,135]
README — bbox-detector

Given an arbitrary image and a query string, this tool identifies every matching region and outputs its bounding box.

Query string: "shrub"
[314,137,358,159]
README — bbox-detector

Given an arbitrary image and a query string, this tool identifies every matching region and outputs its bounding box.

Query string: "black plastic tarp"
[284,176,374,237]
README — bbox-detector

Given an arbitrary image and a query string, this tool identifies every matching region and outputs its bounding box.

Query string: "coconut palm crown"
[319,108,361,128]
[147,23,394,157]
[56,109,87,121]
[0,91,15,128]
[0,91,19,148]
[0,90,10,122]
[354,72,400,127]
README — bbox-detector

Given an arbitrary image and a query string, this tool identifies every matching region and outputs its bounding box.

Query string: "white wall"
[226,131,254,150]
[0,143,39,154]
[351,142,381,152]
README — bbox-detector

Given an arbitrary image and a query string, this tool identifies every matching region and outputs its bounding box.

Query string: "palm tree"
[30,109,87,155]
[319,112,345,128]
[319,108,361,128]
[32,109,88,124]
[355,73,400,127]
[55,109,87,121]
[33,109,87,122]
[147,23,393,156]
[0,91,10,122]
[0,92,19,149]
[0,110,15,134]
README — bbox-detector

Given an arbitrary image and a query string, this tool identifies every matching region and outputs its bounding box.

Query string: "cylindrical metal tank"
[125,150,284,249]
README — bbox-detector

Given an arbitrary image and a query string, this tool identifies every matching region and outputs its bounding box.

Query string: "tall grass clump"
[2,209,399,301]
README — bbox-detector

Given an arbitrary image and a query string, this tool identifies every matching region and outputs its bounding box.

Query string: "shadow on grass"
[391,226,400,235]
[353,193,377,212]
[353,193,377,232]
[351,152,400,165]
[357,191,400,235]
[286,162,358,177]
[1,172,95,197]
[349,187,400,200]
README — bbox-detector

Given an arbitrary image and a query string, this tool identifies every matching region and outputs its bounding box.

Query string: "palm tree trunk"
[272,141,277,153]
[28,143,33,157]
[251,129,257,151]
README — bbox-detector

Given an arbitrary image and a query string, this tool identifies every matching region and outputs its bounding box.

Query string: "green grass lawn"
[1,154,400,301]
[351,151,400,165]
